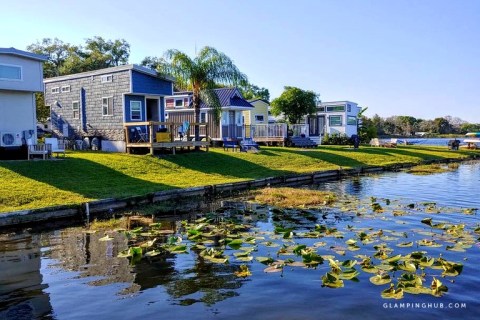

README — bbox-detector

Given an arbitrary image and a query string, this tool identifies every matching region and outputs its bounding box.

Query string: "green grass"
[0,145,478,213]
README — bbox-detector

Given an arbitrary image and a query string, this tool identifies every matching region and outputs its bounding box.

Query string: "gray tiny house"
[0,47,47,156]
[43,65,174,152]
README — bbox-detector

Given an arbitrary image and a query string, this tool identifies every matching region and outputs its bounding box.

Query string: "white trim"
[0,63,22,81]
[101,74,113,83]
[51,87,60,94]
[130,100,142,121]
[61,85,70,93]
[72,100,80,119]
[254,114,265,123]
[102,96,114,116]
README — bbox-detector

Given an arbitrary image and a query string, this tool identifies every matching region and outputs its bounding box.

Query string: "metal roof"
[200,88,253,108]
[0,47,48,61]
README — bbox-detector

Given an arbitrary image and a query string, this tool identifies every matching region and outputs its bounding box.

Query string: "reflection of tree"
[0,233,53,319]
[163,257,242,306]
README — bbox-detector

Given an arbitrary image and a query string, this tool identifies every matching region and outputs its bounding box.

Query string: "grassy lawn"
[0,145,478,213]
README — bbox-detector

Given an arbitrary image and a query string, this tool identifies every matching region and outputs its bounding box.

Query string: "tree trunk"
[193,93,201,151]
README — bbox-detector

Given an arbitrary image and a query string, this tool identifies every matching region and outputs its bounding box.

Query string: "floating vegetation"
[407,164,457,175]
[98,188,479,301]
[252,187,336,208]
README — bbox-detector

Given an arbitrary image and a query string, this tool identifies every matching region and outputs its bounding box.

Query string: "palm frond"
[200,89,223,124]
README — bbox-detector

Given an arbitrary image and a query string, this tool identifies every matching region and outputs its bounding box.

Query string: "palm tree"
[160,47,247,146]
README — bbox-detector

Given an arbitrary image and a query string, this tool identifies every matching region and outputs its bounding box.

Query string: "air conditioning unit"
[0,132,23,147]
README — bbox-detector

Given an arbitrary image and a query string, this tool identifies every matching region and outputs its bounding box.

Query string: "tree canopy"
[27,37,130,78]
[270,86,318,124]
[158,46,247,144]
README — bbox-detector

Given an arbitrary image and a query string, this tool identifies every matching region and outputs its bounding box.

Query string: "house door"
[228,111,235,138]
[308,116,319,136]
[146,98,159,121]
[318,116,326,136]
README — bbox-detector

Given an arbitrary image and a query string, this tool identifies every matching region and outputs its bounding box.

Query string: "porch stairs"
[308,136,321,145]
[288,136,318,148]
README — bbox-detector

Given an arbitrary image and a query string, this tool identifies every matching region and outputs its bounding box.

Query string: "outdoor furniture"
[27,138,51,160]
[240,138,260,152]
[369,138,381,147]
[223,138,239,151]
[136,127,148,142]
[45,138,66,157]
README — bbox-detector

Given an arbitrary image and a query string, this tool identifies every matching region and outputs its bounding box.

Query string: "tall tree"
[239,83,270,101]
[27,38,72,78]
[159,47,247,146]
[270,86,318,124]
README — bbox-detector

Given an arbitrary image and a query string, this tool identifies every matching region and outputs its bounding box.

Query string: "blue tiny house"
[44,65,174,152]
[0,48,47,155]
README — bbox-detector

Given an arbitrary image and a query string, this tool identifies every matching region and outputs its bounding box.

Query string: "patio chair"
[45,137,66,157]
[369,138,381,147]
[27,138,51,160]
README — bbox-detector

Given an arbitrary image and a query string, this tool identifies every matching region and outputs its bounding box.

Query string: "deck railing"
[248,123,287,138]
[124,121,209,144]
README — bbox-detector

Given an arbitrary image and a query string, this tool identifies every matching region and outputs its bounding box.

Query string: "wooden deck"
[124,121,210,154]
[253,137,285,146]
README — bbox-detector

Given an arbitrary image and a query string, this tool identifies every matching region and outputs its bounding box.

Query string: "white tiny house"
[0,48,47,154]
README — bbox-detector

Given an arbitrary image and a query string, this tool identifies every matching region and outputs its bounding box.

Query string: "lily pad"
[381,284,404,299]
[370,274,392,285]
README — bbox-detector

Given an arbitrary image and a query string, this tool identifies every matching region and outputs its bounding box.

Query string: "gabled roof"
[200,88,253,108]
[170,88,253,109]
[44,64,175,83]
[248,98,270,105]
[0,47,48,61]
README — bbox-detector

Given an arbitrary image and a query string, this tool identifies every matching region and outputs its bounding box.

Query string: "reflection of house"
[43,65,174,152]
[165,88,253,140]
[307,101,361,144]
[0,48,47,155]
[0,233,52,318]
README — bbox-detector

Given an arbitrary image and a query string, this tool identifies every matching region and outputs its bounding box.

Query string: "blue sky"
[2,0,479,122]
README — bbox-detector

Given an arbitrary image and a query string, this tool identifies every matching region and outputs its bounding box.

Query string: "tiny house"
[0,47,47,155]
[44,65,174,152]
[165,88,253,141]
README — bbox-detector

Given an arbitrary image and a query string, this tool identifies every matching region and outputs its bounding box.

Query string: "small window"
[166,99,174,108]
[175,99,183,107]
[51,87,60,94]
[326,105,345,112]
[254,114,265,122]
[61,85,70,93]
[347,116,357,125]
[329,115,342,126]
[347,104,351,112]
[318,107,325,112]
[200,112,207,123]
[0,64,22,80]
[101,74,113,83]
[72,101,80,119]
[130,101,142,121]
[102,97,113,116]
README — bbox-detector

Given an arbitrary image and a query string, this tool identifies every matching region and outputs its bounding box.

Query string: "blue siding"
[131,71,172,95]
[124,95,145,122]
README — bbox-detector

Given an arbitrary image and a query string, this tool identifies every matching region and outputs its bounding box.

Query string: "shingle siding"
[45,70,131,141]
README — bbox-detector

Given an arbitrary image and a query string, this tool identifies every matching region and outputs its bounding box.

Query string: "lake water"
[1,161,479,320]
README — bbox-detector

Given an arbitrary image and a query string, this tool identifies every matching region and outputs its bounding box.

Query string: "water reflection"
[0,232,53,319]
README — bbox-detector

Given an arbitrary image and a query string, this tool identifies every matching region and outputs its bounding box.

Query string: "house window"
[175,99,183,107]
[326,105,345,112]
[347,104,351,112]
[200,112,207,123]
[0,64,22,80]
[101,74,113,83]
[61,85,70,93]
[347,116,357,125]
[255,114,265,122]
[51,87,60,94]
[329,115,342,126]
[102,97,113,116]
[318,107,325,112]
[72,101,80,119]
[130,101,142,120]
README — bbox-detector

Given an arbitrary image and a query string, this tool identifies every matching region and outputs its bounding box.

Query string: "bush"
[322,133,350,145]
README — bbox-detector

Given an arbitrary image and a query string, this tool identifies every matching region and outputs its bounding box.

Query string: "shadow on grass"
[0,157,170,199]
[161,149,291,179]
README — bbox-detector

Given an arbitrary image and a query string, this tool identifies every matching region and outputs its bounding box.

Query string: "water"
[391,137,469,147]
[1,161,479,320]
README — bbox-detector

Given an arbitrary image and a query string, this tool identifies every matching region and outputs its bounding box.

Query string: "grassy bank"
[0,145,478,213]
